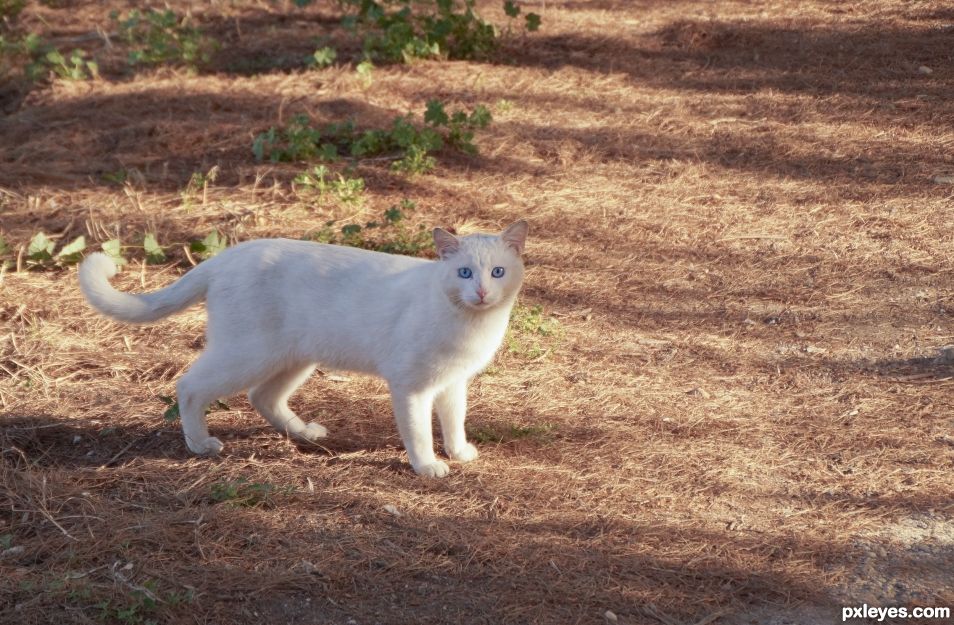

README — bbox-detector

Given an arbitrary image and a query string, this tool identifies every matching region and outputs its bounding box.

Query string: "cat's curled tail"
[79,252,210,323]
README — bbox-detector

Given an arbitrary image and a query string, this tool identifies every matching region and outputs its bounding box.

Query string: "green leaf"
[22,33,44,54]
[350,130,378,157]
[163,404,179,422]
[417,126,444,151]
[503,0,520,18]
[159,395,223,422]
[251,136,265,162]
[332,175,364,205]
[295,164,330,191]
[159,395,180,422]
[203,231,223,253]
[45,49,65,66]
[0,235,9,257]
[390,117,418,148]
[384,205,404,224]
[317,143,339,161]
[341,224,362,237]
[113,8,216,69]
[312,46,337,67]
[143,233,166,264]
[251,128,275,162]
[55,235,86,265]
[191,231,225,260]
[424,99,449,126]
[525,12,541,32]
[102,169,127,185]
[101,238,128,266]
[469,104,492,128]
[355,59,373,86]
[27,232,55,263]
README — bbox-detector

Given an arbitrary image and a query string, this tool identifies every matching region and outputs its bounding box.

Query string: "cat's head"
[433,220,529,312]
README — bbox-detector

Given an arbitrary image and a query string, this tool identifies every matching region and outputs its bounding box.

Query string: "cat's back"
[203,238,433,364]
[202,237,432,336]
[212,237,429,281]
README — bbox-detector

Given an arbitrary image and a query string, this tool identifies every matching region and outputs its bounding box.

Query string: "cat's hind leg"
[177,351,261,456]
[248,364,326,443]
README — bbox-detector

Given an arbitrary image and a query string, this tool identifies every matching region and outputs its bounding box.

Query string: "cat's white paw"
[187,436,224,456]
[448,443,479,463]
[414,460,451,478]
[297,422,328,442]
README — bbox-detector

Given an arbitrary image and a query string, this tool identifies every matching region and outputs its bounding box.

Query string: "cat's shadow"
[0,412,407,472]
[225,421,409,471]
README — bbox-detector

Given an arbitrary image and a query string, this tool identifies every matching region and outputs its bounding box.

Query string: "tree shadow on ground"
[0,85,534,220]
[491,119,931,188]
[502,19,954,103]
[9,18,949,198]
[9,415,950,624]
[197,8,361,76]
[0,89,437,195]
[1,423,867,625]
[489,17,954,189]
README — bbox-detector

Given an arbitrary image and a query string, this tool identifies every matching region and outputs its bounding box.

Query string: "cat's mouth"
[467,298,498,311]
[457,297,489,311]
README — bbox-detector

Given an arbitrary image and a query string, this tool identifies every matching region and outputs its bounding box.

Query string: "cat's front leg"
[435,380,479,463]
[389,385,449,478]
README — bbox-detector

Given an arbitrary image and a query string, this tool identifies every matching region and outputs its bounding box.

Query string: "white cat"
[78,221,528,478]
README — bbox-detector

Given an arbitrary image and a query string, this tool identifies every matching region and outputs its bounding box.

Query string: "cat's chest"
[434,315,508,370]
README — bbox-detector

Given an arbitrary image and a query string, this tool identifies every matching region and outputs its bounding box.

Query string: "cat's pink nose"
[476,287,488,301]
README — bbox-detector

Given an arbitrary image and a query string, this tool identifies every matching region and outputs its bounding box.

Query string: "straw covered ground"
[2,0,953,623]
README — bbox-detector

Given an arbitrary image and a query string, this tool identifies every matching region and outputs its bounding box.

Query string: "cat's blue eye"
[491,266,505,278]
[457,267,473,279]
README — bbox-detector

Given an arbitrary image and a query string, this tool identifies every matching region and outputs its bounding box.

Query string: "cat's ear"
[501,220,529,255]
[433,228,460,259]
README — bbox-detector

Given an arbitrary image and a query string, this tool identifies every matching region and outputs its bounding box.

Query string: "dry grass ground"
[2,1,953,624]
